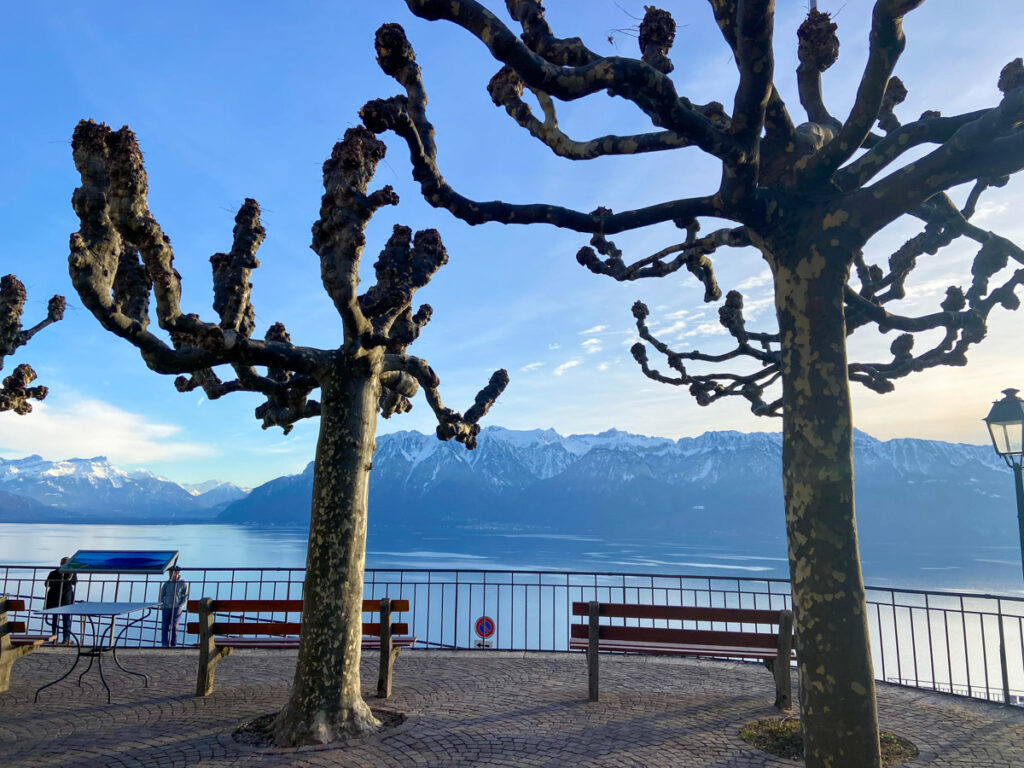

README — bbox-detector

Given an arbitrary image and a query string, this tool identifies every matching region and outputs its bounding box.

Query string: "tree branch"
[488,66,705,160]
[312,127,399,343]
[720,0,774,207]
[851,86,1024,236]
[835,109,990,191]
[801,0,925,181]
[576,223,749,300]
[382,354,509,448]
[795,8,841,128]
[0,274,64,415]
[400,3,741,160]
[506,0,599,67]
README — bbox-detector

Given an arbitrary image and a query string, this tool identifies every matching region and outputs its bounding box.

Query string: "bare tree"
[0,275,64,414]
[67,121,507,745]
[359,2,1024,765]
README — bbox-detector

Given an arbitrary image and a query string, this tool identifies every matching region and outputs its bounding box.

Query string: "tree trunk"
[273,354,381,745]
[773,244,881,768]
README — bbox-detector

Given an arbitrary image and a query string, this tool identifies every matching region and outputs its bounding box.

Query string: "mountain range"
[218,427,1016,549]
[0,455,247,522]
[0,428,1015,550]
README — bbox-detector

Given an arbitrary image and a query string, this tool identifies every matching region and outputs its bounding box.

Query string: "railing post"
[588,600,600,702]
[997,601,1011,706]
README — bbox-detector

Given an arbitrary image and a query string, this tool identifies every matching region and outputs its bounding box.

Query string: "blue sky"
[0,1,1021,488]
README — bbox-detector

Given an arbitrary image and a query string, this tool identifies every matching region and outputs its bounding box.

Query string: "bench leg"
[588,601,600,702]
[377,645,401,699]
[0,644,36,693]
[196,646,232,697]
[0,656,12,693]
[764,657,792,710]
[773,609,794,711]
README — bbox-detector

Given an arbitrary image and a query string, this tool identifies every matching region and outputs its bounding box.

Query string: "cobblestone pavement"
[2,649,1022,767]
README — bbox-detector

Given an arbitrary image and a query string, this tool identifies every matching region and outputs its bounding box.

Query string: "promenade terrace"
[2,566,1024,766]
[3,648,1024,767]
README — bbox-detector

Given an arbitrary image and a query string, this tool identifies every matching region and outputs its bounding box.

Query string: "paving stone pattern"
[2,649,1022,767]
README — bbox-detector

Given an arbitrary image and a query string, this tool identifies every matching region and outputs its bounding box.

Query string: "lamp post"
[983,388,1024,581]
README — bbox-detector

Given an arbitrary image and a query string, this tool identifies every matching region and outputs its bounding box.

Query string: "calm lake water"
[2,522,1022,596]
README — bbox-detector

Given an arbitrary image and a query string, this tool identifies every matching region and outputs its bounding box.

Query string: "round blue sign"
[475,615,495,639]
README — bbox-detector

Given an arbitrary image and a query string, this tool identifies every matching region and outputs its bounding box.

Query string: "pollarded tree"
[360,2,1024,766]
[67,121,507,745]
[0,275,64,414]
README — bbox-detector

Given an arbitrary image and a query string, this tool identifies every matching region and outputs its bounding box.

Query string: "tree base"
[239,708,404,749]
[739,718,918,766]
[270,699,383,747]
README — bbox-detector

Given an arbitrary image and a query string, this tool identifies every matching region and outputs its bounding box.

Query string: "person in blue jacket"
[158,566,189,647]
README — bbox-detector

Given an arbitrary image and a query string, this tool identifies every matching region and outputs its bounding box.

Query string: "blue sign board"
[61,550,180,574]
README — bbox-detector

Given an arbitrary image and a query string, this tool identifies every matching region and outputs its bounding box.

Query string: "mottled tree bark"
[771,238,880,768]
[67,121,508,748]
[273,353,382,743]
[369,4,1024,766]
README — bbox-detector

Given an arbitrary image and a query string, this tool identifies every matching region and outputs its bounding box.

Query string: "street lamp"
[983,388,1024,580]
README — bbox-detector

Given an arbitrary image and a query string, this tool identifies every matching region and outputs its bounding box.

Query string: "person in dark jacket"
[159,565,189,647]
[43,556,77,644]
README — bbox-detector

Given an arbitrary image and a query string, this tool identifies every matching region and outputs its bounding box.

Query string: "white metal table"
[34,601,156,703]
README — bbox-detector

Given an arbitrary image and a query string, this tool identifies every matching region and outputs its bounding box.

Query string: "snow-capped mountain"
[0,455,246,521]
[182,481,250,508]
[218,427,1015,548]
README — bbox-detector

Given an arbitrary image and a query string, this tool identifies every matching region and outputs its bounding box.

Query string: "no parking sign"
[474,615,495,648]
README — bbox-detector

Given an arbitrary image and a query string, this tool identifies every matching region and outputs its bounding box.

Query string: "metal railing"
[3,565,1022,706]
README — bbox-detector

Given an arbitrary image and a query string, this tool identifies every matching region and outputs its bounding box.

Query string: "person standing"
[159,566,189,647]
[43,556,77,645]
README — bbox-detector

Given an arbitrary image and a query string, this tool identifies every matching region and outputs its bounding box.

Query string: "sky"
[0,1,1021,488]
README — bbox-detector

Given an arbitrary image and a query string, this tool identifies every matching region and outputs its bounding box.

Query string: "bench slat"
[568,637,787,659]
[0,598,27,612]
[212,635,418,650]
[570,622,780,650]
[11,634,55,648]
[215,637,300,649]
[363,636,417,649]
[187,621,409,637]
[210,621,302,636]
[363,622,409,636]
[185,598,410,613]
[570,602,783,625]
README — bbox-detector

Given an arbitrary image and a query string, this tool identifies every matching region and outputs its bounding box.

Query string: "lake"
[2,522,1022,596]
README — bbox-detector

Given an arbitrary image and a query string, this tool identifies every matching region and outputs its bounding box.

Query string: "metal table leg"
[110,609,151,687]
[34,628,83,702]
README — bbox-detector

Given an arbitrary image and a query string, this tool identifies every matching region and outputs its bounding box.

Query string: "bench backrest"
[570,601,793,650]
[184,598,410,637]
[0,597,28,646]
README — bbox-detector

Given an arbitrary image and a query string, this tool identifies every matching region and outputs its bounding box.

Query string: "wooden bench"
[1,595,55,692]
[570,601,795,709]
[185,597,415,698]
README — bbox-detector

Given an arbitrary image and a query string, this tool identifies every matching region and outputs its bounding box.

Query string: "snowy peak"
[0,454,247,519]
[221,425,1016,550]
[368,425,1005,493]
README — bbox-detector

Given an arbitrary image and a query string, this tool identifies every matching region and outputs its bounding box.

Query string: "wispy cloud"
[579,324,609,334]
[736,270,773,292]
[596,362,610,372]
[650,320,689,338]
[581,338,603,354]
[553,360,581,376]
[548,343,561,350]
[685,322,728,337]
[520,362,544,372]
[0,398,215,464]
